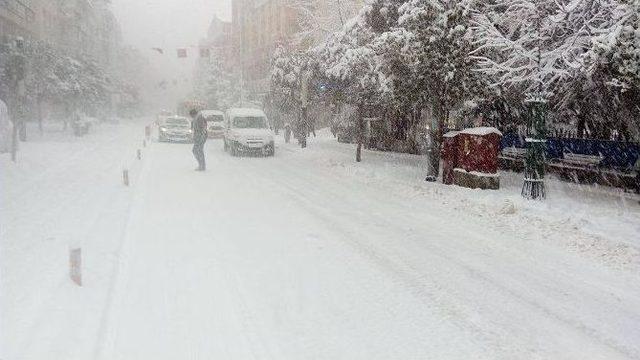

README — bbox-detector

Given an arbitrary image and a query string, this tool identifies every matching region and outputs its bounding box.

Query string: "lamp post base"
[522,178,546,200]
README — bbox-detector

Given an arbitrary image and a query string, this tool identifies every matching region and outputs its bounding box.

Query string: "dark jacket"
[192,115,207,142]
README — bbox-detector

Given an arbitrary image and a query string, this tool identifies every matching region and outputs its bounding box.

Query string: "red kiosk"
[441,127,502,190]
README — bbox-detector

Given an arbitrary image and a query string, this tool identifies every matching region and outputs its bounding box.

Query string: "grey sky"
[111,0,232,108]
[112,0,231,51]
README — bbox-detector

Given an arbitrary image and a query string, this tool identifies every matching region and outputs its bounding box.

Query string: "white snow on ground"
[2,122,640,359]
[1,120,150,359]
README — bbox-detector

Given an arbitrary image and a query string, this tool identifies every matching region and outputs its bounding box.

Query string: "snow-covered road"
[3,121,640,359]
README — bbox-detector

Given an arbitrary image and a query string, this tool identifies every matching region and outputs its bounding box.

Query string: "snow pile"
[301,130,640,272]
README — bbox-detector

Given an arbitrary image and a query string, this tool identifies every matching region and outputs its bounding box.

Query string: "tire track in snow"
[251,149,639,359]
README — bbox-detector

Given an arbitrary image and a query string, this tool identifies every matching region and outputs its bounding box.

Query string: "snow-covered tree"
[286,0,363,46]
[1,39,112,133]
[270,44,319,145]
[316,5,388,161]
[390,0,483,177]
[194,54,239,110]
[471,0,639,199]
[557,0,640,140]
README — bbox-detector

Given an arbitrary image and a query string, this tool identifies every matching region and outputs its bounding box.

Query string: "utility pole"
[8,38,27,162]
[299,68,311,148]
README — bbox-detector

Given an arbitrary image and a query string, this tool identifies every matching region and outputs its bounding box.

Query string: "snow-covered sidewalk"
[2,124,640,359]
[1,120,151,359]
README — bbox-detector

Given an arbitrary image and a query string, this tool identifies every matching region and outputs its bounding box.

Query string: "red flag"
[177,48,187,58]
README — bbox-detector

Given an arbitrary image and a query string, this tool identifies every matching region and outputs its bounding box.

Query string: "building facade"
[0,0,121,70]
[232,0,300,97]
[0,0,37,42]
[230,0,363,98]
[201,15,233,70]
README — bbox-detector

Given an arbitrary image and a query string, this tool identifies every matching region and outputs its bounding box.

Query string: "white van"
[199,110,225,139]
[223,108,275,157]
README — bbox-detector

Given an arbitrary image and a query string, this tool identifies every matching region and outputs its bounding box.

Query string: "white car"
[199,110,225,139]
[156,110,173,126]
[158,116,194,143]
[223,108,275,156]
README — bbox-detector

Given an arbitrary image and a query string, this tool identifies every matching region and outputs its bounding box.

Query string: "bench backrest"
[502,147,526,157]
[563,153,604,165]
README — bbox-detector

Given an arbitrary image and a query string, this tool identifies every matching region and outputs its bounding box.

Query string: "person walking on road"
[191,109,207,171]
[284,123,292,143]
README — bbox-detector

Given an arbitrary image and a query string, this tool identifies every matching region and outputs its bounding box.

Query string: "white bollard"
[70,248,82,286]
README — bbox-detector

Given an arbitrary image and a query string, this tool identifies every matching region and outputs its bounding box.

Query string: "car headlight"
[160,127,167,132]
[188,129,193,134]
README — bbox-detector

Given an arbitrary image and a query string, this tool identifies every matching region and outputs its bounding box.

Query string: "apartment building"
[232,0,300,96]
[0,0,121,69]
[200,15,233,70]
[230,0,363,97]
[0,0,37,42]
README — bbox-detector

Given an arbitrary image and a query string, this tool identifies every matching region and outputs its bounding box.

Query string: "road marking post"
[137,149,142,160]
[70,248,82,286]
[123,169,129,186]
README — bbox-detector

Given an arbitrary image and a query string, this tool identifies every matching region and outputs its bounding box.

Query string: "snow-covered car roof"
[200,110,224,117]
[165,116,190,122]
[226,108,266,119]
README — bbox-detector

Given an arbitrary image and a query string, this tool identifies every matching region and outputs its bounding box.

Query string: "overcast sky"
[112,0,231,51]
[111,0,232,108]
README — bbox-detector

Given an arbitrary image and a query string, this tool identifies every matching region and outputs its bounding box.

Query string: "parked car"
[199,110,225,139]
[157,110,172,122]
[159,116,193,143]
[71,113,98,137]
[223,108,275,156]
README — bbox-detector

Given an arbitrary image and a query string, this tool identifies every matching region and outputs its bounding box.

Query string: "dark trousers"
[192,139,206,169]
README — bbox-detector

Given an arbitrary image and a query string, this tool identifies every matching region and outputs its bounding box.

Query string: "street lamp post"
[521,92,547,200]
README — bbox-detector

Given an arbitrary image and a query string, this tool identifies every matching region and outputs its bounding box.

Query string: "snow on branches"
[470,0,632,95]
[273,0,639,140]
[194,54,239,110]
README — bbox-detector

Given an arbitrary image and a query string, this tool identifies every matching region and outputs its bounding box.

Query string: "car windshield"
[205,115,224,123]
[233,116,267,129]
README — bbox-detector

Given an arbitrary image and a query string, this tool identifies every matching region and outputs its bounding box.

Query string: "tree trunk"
[426,99,446,181]
[37,98,43,135]
[11,119,18,162]
[19,120,26,142]
[356,104,364,162]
